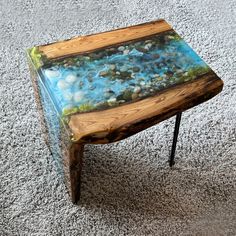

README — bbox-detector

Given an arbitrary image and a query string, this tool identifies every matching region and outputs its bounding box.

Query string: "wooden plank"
[68,71,223,144]
[38,19,171,59]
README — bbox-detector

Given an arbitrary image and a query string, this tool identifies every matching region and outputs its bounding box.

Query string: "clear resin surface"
[35,31,210,116]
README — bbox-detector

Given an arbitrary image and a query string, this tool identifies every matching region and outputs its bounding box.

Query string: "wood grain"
[62,143,84,203]
[38,19,171,59]
[68,71,223,144]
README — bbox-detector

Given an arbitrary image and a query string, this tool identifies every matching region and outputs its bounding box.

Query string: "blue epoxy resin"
[40,31,210,116]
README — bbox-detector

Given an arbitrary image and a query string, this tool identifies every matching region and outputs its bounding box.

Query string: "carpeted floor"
[0,0,236,235]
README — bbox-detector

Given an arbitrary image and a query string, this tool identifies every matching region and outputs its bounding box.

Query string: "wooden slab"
[38,19,171,59]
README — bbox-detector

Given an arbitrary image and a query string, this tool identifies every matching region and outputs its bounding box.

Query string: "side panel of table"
[28,59,83,203]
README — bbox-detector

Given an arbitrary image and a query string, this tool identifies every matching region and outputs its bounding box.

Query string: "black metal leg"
[169,112,182,167]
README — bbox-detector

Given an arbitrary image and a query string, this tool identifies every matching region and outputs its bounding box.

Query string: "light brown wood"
[62,143,84,203]
[68,71,223,144]
[38,19,171,59]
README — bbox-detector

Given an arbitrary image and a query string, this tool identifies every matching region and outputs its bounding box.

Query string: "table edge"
[37,19,172,60]
[68,71,223,144]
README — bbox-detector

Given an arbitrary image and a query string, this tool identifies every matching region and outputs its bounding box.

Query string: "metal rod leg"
[169,112,182,167]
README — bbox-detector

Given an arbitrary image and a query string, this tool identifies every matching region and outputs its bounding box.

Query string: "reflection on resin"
[38,31,210,116]
[38,79,63,175]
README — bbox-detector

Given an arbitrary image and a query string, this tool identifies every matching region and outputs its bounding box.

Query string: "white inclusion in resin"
[133,86,141,93]
[57,80,70,90]
[129,48,143,56]
[107,97,116,103]
[65,74,77,84]
[44,69,61,79]
[63,92,73,101]
[73,91,84,103]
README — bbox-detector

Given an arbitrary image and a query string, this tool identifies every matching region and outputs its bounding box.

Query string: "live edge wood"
[68,71,223,144]
[38,19,171,59]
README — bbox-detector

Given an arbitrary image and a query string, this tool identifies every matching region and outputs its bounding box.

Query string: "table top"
[28,20,223,144]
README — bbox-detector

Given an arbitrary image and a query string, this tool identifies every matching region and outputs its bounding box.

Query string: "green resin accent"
[179,66,210,82]
[62,107,80,116]
[28,46,50,69]
[62,103,95,116]
[78,103,95,112]
[28,47,43,69]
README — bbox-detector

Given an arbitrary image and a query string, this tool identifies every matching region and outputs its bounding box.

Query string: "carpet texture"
[0,0,236,235]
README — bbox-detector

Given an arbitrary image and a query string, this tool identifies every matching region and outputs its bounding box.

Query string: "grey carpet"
[0,0,236,235]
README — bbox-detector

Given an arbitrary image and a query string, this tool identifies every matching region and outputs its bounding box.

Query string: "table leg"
[169,112,182,167]
[67,143,84,203]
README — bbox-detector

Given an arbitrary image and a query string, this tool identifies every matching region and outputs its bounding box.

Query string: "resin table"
[27,19,223,203]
